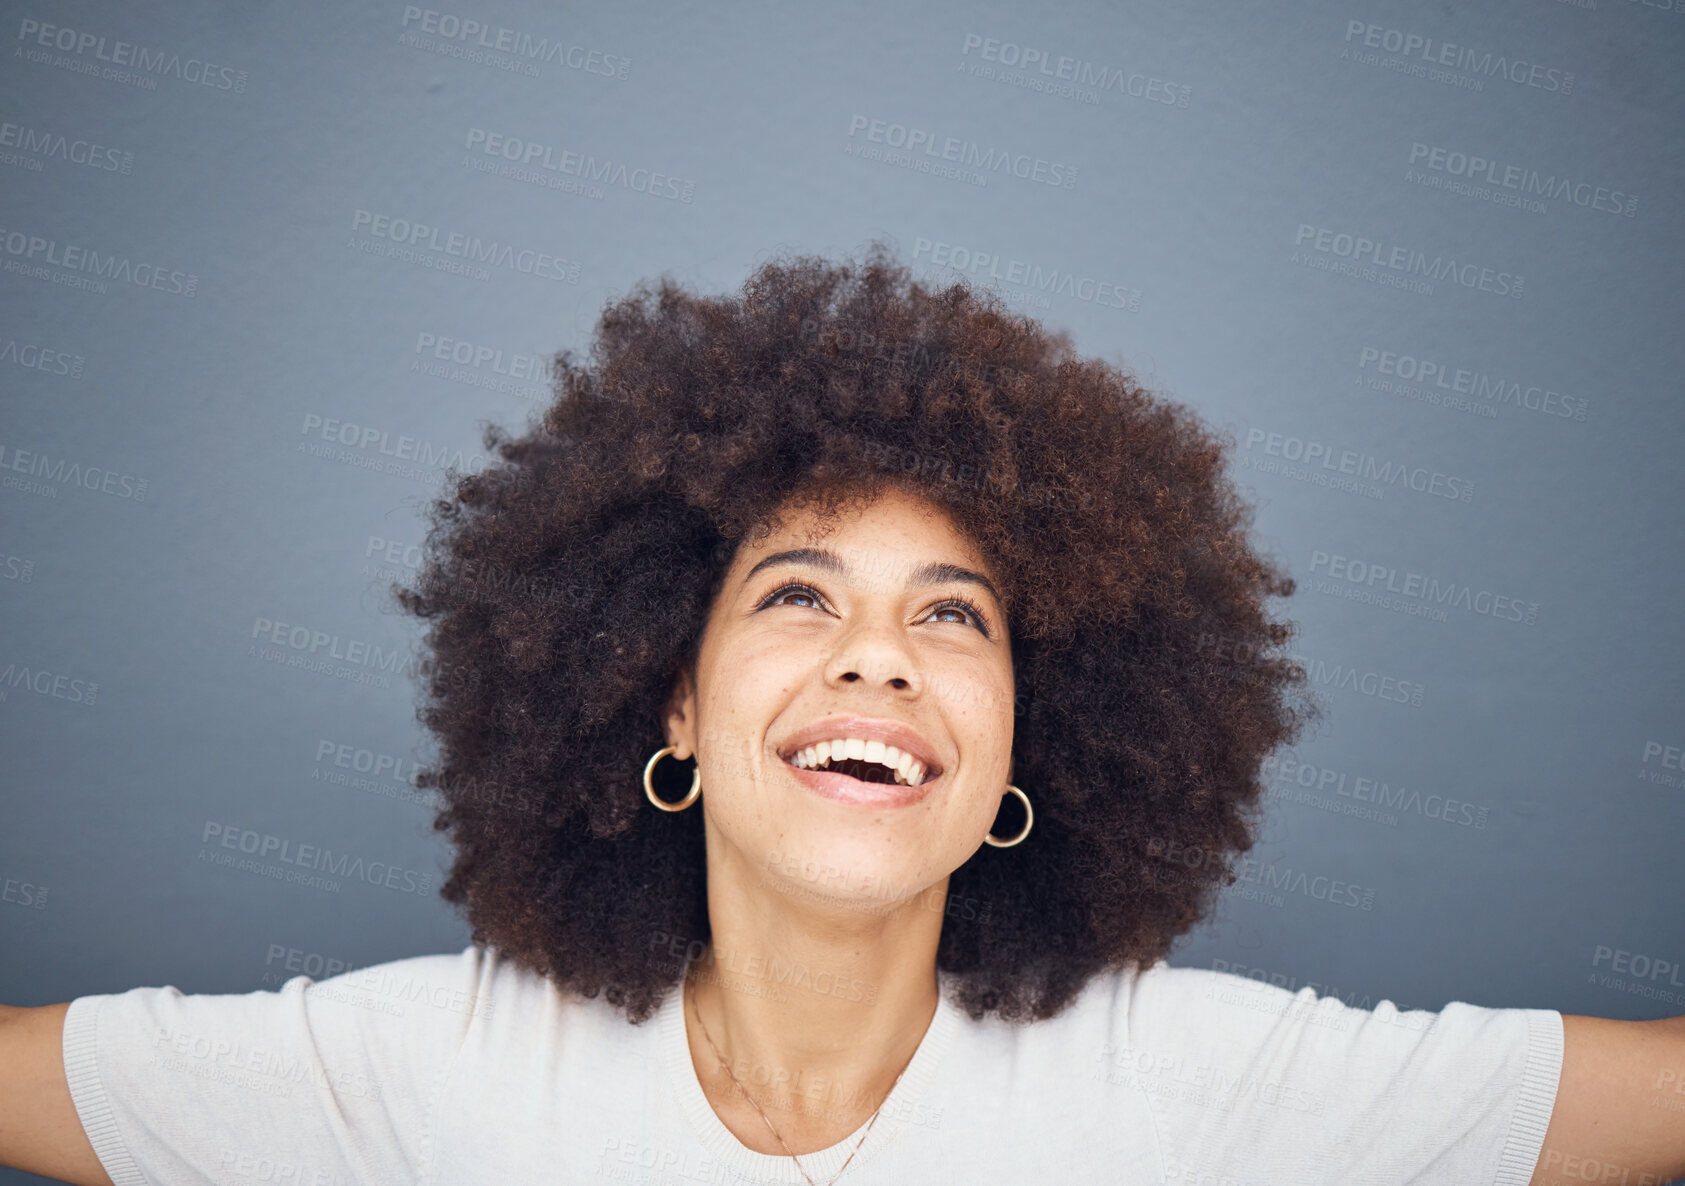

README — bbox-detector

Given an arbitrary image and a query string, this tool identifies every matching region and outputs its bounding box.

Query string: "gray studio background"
[3,0,1683,1154]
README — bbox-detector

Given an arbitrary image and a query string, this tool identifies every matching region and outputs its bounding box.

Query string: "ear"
[663,664,699,761]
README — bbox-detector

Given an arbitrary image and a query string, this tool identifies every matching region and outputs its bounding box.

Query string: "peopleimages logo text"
[349,209,581,282]
[958,34,1191,107]
[15,18,247,91]
[1342,21,1573,94]
[1294,225,1522,298]
[1407,143,1636,217]
[846,115,1077,189]
[1357,346,1587,421]
[0,119,133,173]
[913,237,1141,311]
[0,225,198,295]
[399,7,630,77]
[463,129,694,201]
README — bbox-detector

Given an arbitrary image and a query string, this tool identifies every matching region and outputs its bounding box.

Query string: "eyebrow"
[741,547,1003,606]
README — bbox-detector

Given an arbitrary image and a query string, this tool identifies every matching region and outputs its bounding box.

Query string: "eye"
[759,581,827,612]
[929,597,990,635]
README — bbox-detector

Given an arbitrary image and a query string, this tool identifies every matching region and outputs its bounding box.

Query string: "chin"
[756,828,945,919]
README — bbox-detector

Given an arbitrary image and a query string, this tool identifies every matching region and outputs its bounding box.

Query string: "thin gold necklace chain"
[686,977,906,1186]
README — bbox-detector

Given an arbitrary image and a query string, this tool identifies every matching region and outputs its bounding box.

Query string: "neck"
[684,833,945,1151]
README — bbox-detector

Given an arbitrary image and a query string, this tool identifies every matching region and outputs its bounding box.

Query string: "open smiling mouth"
[781,741,940,789]
[798,756,904,785]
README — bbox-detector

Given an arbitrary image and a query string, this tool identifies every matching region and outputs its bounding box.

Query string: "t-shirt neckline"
[656,966,961,1182]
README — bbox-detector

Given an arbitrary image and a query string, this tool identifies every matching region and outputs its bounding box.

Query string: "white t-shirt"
[62,944,1563,1185]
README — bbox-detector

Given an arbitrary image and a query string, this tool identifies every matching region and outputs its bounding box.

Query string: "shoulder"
[948,959,1443,1073]
[71,943,594,1071]
[299,943,511,1018]
[57,943,653,1186]
[1124,959,1372,1039]
[298,943,627,1043]
[312,943,645,1038]
[1071,962,1564,1182]
[936,961,1146,1069]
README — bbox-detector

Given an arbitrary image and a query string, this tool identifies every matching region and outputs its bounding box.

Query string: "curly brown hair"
[393,239,1319,1026]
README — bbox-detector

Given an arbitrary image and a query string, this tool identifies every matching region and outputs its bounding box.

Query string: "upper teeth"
[788,738,928,787]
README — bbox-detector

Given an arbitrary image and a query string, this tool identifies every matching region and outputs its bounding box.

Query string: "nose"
[823,621,921,696]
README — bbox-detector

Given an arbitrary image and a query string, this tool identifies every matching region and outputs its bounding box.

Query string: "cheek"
[699,746,758,801]
[936,651,1015,720]
[701,640,806,715]
[694,687,783,764]
[953,708,1016,782]
[958,784,1011,840]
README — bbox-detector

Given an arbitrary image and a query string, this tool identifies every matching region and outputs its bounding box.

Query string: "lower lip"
[782,759,937,808]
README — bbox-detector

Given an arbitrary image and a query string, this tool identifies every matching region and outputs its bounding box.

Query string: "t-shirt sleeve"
[1115,963,1564,1186]
[60,944,491,1186]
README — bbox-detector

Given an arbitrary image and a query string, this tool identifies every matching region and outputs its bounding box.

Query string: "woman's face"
[665,485,1017,915]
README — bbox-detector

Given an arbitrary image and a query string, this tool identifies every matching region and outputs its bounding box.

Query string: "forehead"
[737,487,991,573]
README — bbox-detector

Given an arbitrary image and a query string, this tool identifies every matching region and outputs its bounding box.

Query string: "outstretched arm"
[1530,1013,1685,1186]
[0,1003,114,1186]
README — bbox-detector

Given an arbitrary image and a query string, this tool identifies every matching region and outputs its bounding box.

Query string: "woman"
[3,244,1681,1185]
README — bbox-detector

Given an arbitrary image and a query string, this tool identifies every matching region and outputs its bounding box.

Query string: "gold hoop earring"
[984,784,1033,848]
[644,745,701,812]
